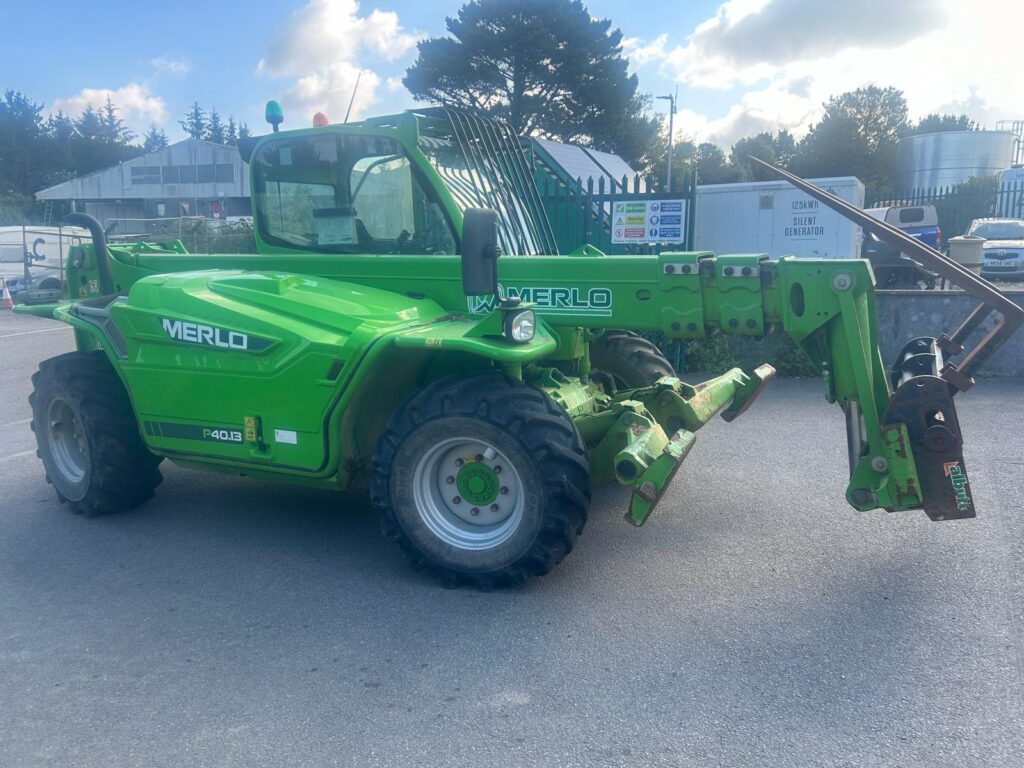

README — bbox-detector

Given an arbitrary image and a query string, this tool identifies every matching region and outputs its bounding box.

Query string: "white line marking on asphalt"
[0,418,31,429]
[0,326,72,339]
[0,450,35,464]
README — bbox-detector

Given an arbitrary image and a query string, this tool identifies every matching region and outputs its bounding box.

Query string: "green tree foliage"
[910,113,976,135]
[0,89,144,223]
[793,86,909,197]
[180,102,205,139]
[692,143,740,184]
[142,125,169,152]
[205,108,226,144]
[0,90,47,202]
[646,133,697,192]
[403,0,658,167]
[101,96,134,144]
[730,130,796,181]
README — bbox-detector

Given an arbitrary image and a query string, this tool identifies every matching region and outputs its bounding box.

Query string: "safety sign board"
[611,199,687,244]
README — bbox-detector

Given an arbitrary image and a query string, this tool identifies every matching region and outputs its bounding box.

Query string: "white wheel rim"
[46,397,88,485]
[411,436,525,551]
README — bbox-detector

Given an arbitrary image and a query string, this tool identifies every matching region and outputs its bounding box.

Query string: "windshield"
[969,220,1024,240]
[252,134,456,254]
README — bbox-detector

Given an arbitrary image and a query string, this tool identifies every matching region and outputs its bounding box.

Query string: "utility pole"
[657,87,678,192]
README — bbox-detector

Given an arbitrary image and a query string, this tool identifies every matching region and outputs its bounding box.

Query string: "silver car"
[968,218,1024,280]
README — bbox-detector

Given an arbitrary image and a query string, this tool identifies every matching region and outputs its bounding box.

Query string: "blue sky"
[4,0,1021,147]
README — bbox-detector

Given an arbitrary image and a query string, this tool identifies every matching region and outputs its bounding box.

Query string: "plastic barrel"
[947,235,985,275]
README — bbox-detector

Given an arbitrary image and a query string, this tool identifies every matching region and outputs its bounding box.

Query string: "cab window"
[253,134,456,254]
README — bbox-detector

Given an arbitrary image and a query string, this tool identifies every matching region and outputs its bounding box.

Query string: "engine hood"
[119,269,448,344]
[982,239,1024,250]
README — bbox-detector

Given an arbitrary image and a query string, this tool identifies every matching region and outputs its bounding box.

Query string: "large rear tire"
[590,330,675,389]
[29,351,163,517]
[371,372,590,589]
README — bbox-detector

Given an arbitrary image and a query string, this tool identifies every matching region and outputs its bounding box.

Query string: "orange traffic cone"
[1,278,13,310]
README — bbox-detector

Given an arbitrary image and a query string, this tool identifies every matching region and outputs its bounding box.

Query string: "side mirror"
[461,208,500,297]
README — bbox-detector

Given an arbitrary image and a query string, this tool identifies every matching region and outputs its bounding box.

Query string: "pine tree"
[100,96,134,144]
[237,122,251,139]
[403,0,658,165]
[71,102,141,177]
[44,111,76,181]
[205,108,226,144]
[0,90,46,209]
[226,115,238,145]
[142,125,169,152]
[74,105,104,141]
[180,102,205,139]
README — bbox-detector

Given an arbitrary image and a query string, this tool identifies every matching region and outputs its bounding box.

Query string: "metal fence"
[538,171,698,255]
[867,180,1024,244]
[0,225,85,294]
[102,216,257,254]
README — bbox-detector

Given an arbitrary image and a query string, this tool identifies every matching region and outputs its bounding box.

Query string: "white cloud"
[151,57,190,76]
[668,0,941,85]
[257,0,419,123]
[52,83,167,135]
[622,34,668,67]
[628,0,1024,148]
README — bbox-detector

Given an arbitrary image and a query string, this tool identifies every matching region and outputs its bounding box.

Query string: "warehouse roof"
[36,138,249,201]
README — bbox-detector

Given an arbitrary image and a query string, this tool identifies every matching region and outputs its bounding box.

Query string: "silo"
[896,130,1017,193]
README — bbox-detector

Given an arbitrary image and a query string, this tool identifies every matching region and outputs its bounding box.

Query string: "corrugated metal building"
[36,139,250,233]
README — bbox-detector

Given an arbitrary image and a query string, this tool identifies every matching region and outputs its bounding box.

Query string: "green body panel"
[44,268,557,487]
[30,242,908,511]
[16,109,925,520]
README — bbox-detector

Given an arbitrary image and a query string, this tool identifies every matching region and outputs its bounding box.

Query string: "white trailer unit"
[694,176,865,259]
[0,226,89,263]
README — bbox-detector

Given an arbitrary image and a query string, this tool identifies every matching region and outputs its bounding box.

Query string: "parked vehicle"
[10,107,1024,588]
[967,218,1024,280]
[4,273,63,301]
[997,168,1024,218]
[861,205,940,287]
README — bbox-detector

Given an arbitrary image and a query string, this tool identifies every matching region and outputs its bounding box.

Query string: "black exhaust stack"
[63,212,114,295]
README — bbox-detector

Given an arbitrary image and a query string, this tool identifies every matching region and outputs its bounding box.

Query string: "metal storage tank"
[896,130,1017,193]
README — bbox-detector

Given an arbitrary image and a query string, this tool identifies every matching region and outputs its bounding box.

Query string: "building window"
[162,166,179,184]
[197,164,216,183]
[130,166,161,185]
[215,163,234,183]
[178,166,197,184]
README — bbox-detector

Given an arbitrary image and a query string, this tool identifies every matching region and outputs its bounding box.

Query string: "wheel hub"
[412,437,524,551]
[456,462,499,506]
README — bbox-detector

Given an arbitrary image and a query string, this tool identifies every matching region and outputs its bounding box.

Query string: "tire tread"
[30,351,162,516]
[371,372,590,589]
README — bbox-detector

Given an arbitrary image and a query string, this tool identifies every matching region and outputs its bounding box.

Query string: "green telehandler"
[15,106,1023,587]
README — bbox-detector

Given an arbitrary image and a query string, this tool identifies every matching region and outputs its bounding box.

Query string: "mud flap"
[882,375,974,521]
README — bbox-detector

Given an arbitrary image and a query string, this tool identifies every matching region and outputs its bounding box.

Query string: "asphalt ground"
[1,310,1022,768]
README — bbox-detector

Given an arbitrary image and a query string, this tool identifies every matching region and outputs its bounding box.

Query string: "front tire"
[30,351,162,516]
[372,372,590,588]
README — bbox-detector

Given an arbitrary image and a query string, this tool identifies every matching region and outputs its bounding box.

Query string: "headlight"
[504,309,535,343]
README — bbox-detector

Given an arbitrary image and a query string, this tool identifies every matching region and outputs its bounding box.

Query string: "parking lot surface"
[1,312,1022,767]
